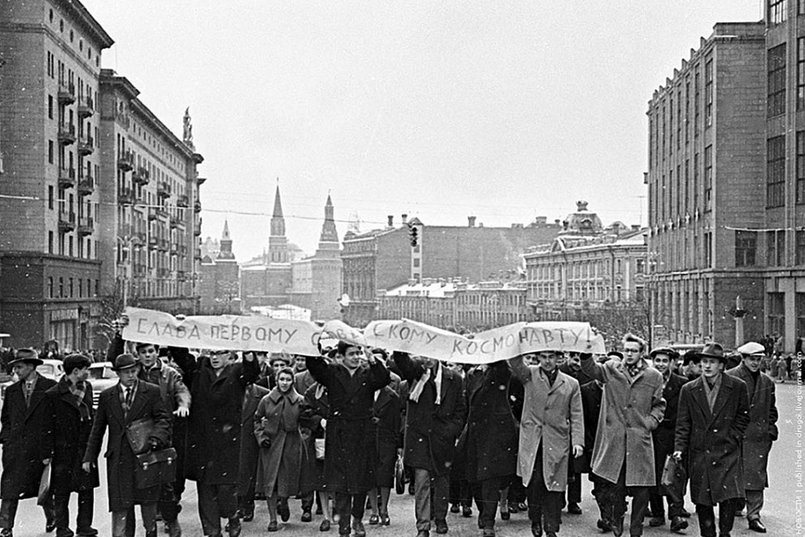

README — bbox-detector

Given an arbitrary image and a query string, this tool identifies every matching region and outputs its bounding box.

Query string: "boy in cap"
[727,342,778,533]
[0,349,58,537]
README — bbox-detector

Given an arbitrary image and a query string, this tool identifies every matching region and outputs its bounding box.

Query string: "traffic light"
[408,223,418,247]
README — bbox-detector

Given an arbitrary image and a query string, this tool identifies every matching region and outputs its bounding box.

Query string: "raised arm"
[507,355,531,385]
[579,353,607,383]
[306,355,334,388]
[391,351,425,384]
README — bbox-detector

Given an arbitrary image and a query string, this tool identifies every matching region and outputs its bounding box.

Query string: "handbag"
[660,454,686,503]
[394,453,406,495]
[315,438,326,460]
[134,447,177,489]
[126,417,155,455]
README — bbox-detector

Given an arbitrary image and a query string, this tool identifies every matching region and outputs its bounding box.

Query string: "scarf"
[69,379,92,422]
[409,363,442,404]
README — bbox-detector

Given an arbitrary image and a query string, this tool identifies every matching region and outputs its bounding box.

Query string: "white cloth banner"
[121,308,606,363]
[121,307,322,355]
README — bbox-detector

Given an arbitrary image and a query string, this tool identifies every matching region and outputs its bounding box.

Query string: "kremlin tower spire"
[217,220,235,261]
[268,180,289,263]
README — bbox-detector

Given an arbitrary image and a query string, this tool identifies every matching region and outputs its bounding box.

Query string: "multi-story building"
[0,0,203,349]
[646,21,768,347]
[99,73,204,316]
[524,202,648,320]
[199,221,240,313]
[289,195,343,321]
[343,215,560,326]
[377,279,528,331]
[0,0,113,349]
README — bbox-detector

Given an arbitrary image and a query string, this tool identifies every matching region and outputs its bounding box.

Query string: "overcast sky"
[82,0,763,261]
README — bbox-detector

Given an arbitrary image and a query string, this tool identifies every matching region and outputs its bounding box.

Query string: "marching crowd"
[0,331,779,537]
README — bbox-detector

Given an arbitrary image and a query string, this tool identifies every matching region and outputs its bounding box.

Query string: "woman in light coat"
[254,367,306,532]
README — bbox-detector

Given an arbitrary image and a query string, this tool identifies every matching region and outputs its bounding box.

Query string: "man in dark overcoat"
[0,348,58,536]
[463,362,517,537]
[727,342,778,534]
[307,342,389,537]
[647,347,689,532]
[558,351,593,516]
[186,350,259,537]
[393,351,466,537]
[237,381,269,522]
[82,353,171,537]
[44,353,99,537]
[579,335,665,537]
[674,343,750,537]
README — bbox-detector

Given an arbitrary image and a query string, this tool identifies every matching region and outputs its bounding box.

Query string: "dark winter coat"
[238,383,270,497]
[580,356,666,486]
[306,355,389,493]
[462,362,517,482]
[299,383,329,492]
[370,386,401,489]
[578,379,603,473]
[186,357,260,484]
[393,354,466,476]
[83,381,171,512]
[0,373,58,499]
[254,387,305,498]
[44,378,100,494]
[727,364,778,490]
[651,372,688,481]
[675,373,750,505]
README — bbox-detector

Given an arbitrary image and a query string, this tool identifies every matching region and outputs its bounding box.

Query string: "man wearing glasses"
[580,335,666,537]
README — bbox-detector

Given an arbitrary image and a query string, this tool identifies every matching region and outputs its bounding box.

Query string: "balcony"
[157,181,171,198]
[77,174,94,195]
[58,167,76,188]
[77,216,93,236]
[77,134,94,155]
[133,265,147,278]
[177,195,189,208]
[170,242,179,255]
[58,210,76,231]
[57,81,76,104]
[149,236,158,248]
[58,123,76,145]
[132,167,150,186]
[118,150,134,171]
[193,201,201,213]
[117,187,135,205]
[158,239,169,252]
[77,96,94,117]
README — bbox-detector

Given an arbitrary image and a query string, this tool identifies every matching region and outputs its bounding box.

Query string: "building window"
[768,44,787,117]
[768,292,785,337]
[735,231,756,267]
[769,0,788,24]
[704,59,713,126]
[798,230,805,264]
[767,136,786,208]
[48,95,53,119]
[799,131,805,204]
[58,277,64,297]
[768,230,785,266]
[704,145,713,210]
[799,38,805,110]
[48,231,53,254]
[800,0,805,14]
[48,140,54,164]
[694,70,700,137]
[704,231,713,267]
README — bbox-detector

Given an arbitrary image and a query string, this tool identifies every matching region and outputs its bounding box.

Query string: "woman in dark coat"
[254,368,305,532]
[367,384,401,526]
[300,382,332,532]
[463,362,518,535]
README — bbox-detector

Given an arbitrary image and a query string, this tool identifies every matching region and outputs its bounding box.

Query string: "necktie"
[24,383,32,406]
[124,387,134,415]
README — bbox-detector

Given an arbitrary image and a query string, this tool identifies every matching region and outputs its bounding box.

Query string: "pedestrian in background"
[82,353,171,537]
[727,342,778,534]
[0,348,58,537]
[45,353,99,537]
[674,343,750,537]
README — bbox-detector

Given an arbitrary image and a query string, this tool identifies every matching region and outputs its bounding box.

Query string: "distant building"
[377,279,528,331]
[289,195,343,321]
[342,214,560,326]
[199,221,240,313]
[523,202,648,321]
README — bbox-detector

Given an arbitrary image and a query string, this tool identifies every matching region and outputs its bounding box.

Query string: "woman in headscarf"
[254,367,307,532]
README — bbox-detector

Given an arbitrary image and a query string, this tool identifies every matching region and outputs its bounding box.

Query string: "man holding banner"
[580,335,665,537]
[306,342,389,537]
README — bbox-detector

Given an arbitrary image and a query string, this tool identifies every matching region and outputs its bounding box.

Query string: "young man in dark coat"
[674,343,750,537]
[307,342,389,537]
[647,347,689,532]
[462,362,517,537]
[0,349,58,537]
[82,353,171,537]
[558,351,593,516]
[727,342,778,534]
[44,353,99,537]
[393,352,466,537]
[186,350,259,537]
[237,381,270,523]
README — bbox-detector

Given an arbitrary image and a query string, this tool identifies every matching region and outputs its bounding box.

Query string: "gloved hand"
[260,438,271,449]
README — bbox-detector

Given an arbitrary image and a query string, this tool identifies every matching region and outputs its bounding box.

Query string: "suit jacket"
[83,381,171,511]
[675,373,750,505]
[0,373,58,499]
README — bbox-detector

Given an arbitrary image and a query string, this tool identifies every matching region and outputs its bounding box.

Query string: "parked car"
[88,361,118,407]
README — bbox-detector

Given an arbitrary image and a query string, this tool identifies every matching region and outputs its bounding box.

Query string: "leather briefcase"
[134,448,177,489]
[126,417,155,455]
